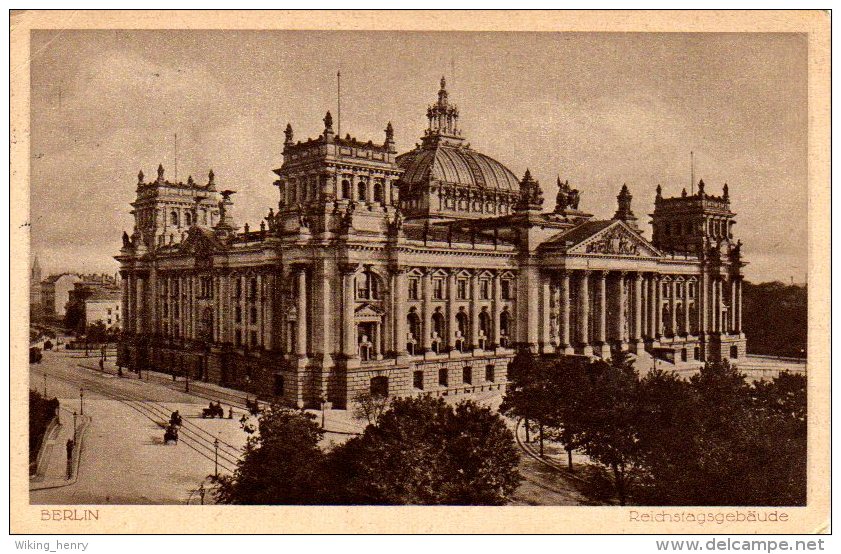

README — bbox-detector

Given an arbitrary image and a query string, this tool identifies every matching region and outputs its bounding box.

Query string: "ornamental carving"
[585,228,640,255]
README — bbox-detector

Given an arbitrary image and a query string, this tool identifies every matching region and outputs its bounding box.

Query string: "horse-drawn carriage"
[163,424,179,444]
[170,410,183,427]
[202,401,225,419]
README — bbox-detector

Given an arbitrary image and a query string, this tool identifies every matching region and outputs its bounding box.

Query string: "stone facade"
[117,78,747,409]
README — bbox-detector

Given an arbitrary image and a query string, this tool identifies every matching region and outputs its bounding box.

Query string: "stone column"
[422,270,432,353]
[393,268,408,357]
[711,277,719,333]
[135,275,145,334]
[296,267,308,357]
[669,278,677,337]
[633,273,643,342]
[492,272,502,347]
[596,271,607,345]
[525,265,540,352]
[617,272,627,346]
[652,275,661,339]
[559,272,571,352]
[578,271,591,354]
[730,278,737,334]
[470,273,480,353]
[447,271,457,350]
[121,275,129,332]
[341,265,357,360]
[264,274,273,350]
[540,273,552,354]
[736,278,743,334]
[684,279,691,336]
[700,273,708,336]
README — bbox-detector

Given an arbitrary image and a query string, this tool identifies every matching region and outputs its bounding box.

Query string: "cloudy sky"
[30,31,807,283]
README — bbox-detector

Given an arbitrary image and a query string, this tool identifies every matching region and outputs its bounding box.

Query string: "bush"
[29,389,59,467]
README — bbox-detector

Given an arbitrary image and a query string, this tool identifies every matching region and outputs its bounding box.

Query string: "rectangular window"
[463,366,472,385]
[480,280,491,300]
[438,368,448,387]
[234,329,242,347]
[663,284,670,298]
[250,330,258,347]
[457,280,467,300]
[235,306,242,324]
[250,306,258,325]
[433,279,444,300]
[249,278,258,300]
[408,278,419,300]
[689,283,696,298]
[413,370,424,390]
[501,279,512,300]
[486,364,495,382]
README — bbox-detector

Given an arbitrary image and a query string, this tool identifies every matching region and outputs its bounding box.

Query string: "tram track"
[31,364,242,474]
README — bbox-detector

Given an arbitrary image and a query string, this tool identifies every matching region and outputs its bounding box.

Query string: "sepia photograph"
[10,9,830,535]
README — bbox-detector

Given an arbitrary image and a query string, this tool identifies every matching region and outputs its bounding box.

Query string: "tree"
[351,390,391,426]
[573,357,642,505]
[541,356,591,470]
[500,349,543,445]
[212,402,327,504]
[327,396,521,505]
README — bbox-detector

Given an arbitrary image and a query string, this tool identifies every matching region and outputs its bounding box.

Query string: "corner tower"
[130,165,222,250]
[651,180,737,255]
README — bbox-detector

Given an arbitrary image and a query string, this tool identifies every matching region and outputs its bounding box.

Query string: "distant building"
[117,77,747,409]
[41,274,82,317]
[66,281,122,332]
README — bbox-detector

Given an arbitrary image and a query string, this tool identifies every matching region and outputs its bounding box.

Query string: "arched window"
[478,311,491,350]
[662,305,672,336]
[431,311,445,353]
[357,181,367,202]
[185,211,193,226]
[676,303,685,335]
[455,311,469,352]
[170,210,179,226]
[499,310,511,347]
[373,181,384,203]
[407,310,421,355]
[341,179,351,199]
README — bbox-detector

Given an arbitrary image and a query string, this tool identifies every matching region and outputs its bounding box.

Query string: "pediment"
[354,303,385,319]
[567,221,661,257]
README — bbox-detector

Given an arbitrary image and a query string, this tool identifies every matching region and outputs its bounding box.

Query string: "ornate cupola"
[613,183,638,229]
[422,76,464,148]
[514,169,544,212]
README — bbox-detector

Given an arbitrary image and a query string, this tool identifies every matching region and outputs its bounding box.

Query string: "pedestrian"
[99,358,104,371]
[228,406,233,419]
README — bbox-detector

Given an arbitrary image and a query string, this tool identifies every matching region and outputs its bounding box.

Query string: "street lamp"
[73,411,77,443]
[213,438,219,478]
[79,388,84,416]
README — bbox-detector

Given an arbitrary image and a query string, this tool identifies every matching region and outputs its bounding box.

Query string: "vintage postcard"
[10,10,830,534]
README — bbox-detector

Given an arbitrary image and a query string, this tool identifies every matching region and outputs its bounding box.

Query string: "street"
[29,348,593,506]
[29,349,250,504]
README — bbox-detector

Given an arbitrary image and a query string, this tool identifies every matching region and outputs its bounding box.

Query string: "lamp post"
[43,374,47,397]
[73,411,77,443]
[79,388,84,416]
[213,438,219,478]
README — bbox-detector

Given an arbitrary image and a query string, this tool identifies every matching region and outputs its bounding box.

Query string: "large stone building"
[117,78,746,408]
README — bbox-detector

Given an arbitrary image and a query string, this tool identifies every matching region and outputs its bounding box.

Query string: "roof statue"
[554,177,581,213]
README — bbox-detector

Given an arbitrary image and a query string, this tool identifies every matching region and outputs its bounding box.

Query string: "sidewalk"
[30,403,90,491]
